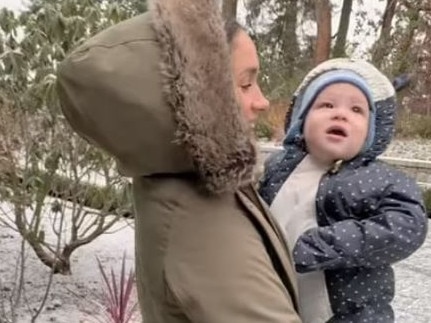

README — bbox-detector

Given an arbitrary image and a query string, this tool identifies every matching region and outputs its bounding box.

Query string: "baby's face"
[303,83,370,165]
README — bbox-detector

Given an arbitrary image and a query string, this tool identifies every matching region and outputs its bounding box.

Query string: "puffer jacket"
[56,0,301,322]
[259,59,428,322]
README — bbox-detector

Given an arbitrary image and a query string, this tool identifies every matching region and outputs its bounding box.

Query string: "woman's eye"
[241,84,252,90]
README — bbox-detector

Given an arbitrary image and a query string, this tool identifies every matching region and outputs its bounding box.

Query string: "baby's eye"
[241,84,252,90]
[352,106,365,113]
[319,102,333,109]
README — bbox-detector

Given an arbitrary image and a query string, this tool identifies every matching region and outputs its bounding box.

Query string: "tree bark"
[394,3,420,74]
[372,0,398,67]
[222,0,238,21]
[280,0,300,77]
[314,0,332,65]
[332,0,353,57]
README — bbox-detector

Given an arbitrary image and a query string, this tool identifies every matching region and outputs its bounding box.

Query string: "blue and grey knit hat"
[285,58,395,154]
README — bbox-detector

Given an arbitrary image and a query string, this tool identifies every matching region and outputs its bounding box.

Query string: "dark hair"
[224,19,244,45]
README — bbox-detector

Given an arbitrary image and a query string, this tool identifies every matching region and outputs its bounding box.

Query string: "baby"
[259,58,428,323]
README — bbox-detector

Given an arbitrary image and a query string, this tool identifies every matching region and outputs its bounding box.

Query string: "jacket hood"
[57,0,256,194]
[284,58,396,163]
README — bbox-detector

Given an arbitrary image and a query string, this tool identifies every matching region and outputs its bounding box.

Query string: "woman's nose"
[253,86,269,112]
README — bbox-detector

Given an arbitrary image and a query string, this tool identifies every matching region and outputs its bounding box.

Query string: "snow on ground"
[0,200,137,323]
[393,228,431,322]
[2,138,431,322]
[1,209,430,322]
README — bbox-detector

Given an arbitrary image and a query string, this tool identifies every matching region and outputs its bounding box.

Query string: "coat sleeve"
[293,176,428,273]
[165,202,302,323]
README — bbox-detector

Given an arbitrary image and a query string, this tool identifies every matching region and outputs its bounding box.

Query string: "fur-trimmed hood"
[56,0,256,193]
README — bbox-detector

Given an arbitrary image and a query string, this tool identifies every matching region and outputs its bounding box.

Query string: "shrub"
[422,189,431,218]
[255,99,290,142]
[395,110,431,139]
[95,253,139,323]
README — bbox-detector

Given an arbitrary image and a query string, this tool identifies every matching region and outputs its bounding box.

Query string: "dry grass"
[255,99,290,142]
[422,189,431,217]
[395,110,431,139]
[256,102,431,142]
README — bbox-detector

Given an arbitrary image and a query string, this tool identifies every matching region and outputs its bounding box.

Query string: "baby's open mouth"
[326,126,347,137]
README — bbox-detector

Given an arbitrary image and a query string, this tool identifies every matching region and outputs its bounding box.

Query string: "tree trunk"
[281,0,300,77]
[6,168,130,275]
[332,0,353,57]
[314,0,332,65]
[372,0,398,67]
[13,204,71,274]
[394,4,420,74]
[222,0,238,21]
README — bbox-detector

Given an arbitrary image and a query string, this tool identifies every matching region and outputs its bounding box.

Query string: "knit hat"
[285,59,395,154]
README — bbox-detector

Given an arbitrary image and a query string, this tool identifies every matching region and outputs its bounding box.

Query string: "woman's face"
[231,30,269,126]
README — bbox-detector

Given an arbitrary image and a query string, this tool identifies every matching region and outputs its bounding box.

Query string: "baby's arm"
[293,177,428,273]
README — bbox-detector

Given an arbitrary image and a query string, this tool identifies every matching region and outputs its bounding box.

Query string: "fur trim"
[149,0,256,193]
[294,58,395,101]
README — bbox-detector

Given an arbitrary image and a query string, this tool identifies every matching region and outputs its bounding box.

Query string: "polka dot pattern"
[259,97,428,322]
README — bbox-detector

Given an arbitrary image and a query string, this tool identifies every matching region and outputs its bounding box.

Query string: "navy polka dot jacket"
[259,60,428,323]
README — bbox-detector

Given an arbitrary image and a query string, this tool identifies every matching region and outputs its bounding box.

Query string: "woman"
[56,0,301,322]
